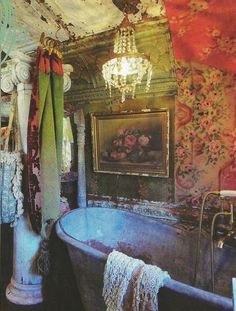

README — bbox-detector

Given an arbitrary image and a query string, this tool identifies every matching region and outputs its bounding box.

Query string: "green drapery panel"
[27,48,64,240]
[39,70,64,238]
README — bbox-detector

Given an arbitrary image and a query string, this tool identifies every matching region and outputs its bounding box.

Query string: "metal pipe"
[233,278,236,311]
[194,190,235,292]
[210,211,231,292]
[230,202,234,228]
[193,191,220,285]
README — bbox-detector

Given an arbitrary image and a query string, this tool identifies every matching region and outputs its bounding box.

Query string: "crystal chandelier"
[102,15,152,102]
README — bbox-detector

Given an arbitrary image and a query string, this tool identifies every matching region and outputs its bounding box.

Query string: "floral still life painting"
[91,110,169,177]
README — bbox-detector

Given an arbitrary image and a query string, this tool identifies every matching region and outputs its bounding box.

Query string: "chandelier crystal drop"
[102,16,152,102]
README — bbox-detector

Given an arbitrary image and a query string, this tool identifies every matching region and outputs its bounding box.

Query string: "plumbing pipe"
[233,278,236,311]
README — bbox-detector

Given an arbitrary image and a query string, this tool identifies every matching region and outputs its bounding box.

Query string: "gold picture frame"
[91,109,169,177]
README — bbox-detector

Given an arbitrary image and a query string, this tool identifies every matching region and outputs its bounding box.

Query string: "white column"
[2,53,43,305]
[16,83,32,153]
[74,109,87,208]
[1,53,32,154]
[1,54,73,305]
[6,215,43,305]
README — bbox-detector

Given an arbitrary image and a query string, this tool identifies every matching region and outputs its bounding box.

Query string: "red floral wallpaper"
[175,61,236,205]
[164,0,236,73]
[163,0,236,205]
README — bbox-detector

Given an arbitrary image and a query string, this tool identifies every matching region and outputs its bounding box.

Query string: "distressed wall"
[64,19,236,210]
[63,19,178,205]
[83,97,175,203]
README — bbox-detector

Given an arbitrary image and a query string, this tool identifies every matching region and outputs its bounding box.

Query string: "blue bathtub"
[56,207,233,311]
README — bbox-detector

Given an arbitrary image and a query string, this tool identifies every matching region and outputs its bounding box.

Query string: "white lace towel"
[103,250,144,311]
[103,250,170,311]
[132,264,170,311]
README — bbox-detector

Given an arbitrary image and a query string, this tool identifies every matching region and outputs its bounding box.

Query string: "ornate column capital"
[11,53,33,86]
[1,52,33,93]
[63,64,73,93]
[1,65,15,93]
[1,69,15,94]
[2,56,73,94]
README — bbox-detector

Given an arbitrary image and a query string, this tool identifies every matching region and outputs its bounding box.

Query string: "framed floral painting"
[91,110,169,177]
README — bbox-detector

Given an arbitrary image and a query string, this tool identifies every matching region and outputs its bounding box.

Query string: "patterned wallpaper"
[165,0,236,73]
[175,61,236,206]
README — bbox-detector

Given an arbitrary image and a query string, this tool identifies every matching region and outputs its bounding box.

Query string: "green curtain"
[39,70,64,239]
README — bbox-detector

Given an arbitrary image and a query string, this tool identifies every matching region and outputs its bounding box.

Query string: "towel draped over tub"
[103,250,170,311]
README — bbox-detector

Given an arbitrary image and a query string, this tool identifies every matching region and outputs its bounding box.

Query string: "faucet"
[210,199,235,292]
[194,190,236,293]
[217,229,236,249]
[216,201,235,243]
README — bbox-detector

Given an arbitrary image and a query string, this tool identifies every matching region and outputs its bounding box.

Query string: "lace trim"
[0,151,20,164]
[12,152,24,224]
[0,151,24,225]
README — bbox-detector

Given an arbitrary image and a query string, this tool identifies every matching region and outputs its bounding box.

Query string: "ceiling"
[10,0,176,104]
[7,0,236,103]
[13,0,166,55]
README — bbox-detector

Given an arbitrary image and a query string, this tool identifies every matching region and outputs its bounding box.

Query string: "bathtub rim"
[55,206,233,310]
[56,208,107,262]
[56,206,179,261]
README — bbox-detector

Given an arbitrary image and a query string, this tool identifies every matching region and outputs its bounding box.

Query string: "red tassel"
[51,55,64,76]
[38,48,50,74]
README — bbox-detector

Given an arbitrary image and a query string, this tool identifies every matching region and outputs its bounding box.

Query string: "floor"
[1,297,44,311]
[1,225,84,311]
[1,294,84,311]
